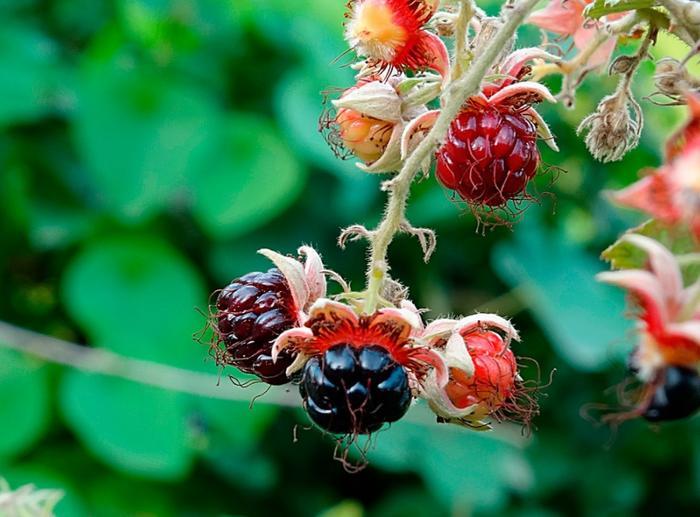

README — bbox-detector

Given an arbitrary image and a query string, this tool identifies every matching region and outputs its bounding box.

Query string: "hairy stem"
[658,0,700,46]
[0,320,299,407]
[450,0,476,81]
[363,0,541,313]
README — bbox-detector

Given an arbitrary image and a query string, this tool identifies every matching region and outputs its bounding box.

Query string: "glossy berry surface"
[300,344,412,434]
[436,107,540,206]
[215,268,296,385]
[445,330,517,412]
[643,366,700,422]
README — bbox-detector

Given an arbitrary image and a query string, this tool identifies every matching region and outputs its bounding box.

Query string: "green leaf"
[60,372,193,480]
[62,235,207,368]
[492,221,632,371]
[274,68,357,178]
[584,0,656,19]
[190,114,307,240]
[0,350,50,459]
[0,24,70,126]
[73,44,217,221]
[28,203,98,251]
[194,399,279,490]
[196,398,277,448]
[602,220,700,284]
[318,500,364,517]
[368,418,530,512]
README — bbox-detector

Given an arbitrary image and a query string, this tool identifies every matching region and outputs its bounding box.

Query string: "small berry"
[214,268,297,385]
[436,106,540,207]
[643,366,700,422]
[300,344,411,434]
[443,330,518,415]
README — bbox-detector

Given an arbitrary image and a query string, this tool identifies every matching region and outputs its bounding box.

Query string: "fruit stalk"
[363,0,541,314]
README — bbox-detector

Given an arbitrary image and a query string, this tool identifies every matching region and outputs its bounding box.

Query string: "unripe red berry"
[444,330,517,414]
[436,107,540,207]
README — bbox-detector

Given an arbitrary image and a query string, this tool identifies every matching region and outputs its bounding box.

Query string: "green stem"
[363,0,542,314]
[0,320,299,407]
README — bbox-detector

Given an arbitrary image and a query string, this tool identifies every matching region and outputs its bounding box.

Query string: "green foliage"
[0,23,69,126]
[368,417,531,513]
[602,219,700,284]
[493,217,632,371]
[62,236,206,367]
[585,1,657,19]
[60,373,193,480]
[0,350,50,459]
[0,0,698,515]
[191,114,307,239]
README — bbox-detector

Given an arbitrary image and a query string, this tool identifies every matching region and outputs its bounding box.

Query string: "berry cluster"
[324,0,559,219]
[210,247,532,437]
[204,0,700,468]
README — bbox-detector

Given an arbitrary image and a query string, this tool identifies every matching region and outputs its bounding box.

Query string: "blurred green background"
[0,0,699,515]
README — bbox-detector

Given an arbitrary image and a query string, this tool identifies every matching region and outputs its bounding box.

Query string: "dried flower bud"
[654,57,697,99]
[577,88,643,163]
[609,55,637,76]
[431,10,458,37]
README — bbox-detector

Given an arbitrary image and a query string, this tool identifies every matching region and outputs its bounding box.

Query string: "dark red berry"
[436,107,540,207]
[214,268,296,385]
[299,344,412,434]
[643,366,700,422]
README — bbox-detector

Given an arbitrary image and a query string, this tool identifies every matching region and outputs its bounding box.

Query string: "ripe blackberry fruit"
[300,344,412,434]
[214,268,296,385]
[436,107,540,207]
[643,366,700,422]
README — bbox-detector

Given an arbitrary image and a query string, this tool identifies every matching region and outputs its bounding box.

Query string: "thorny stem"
[363,0,541,314]
[0,320,300,407]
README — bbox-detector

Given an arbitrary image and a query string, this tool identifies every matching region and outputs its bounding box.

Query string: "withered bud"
[654,57,698,99]
[431,10,459,37]
[609,55,637,76]
[577,87,643,163]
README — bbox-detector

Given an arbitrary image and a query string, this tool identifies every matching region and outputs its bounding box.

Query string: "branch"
[362,0,541,313]
[0,320,299,407]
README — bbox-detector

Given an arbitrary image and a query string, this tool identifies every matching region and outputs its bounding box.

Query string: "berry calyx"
[300,344,411,434]
[214,268,297,385]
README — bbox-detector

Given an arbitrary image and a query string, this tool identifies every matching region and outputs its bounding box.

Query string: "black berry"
[643,366,700,422]
[214,268,296,385]
[299,344,412,434]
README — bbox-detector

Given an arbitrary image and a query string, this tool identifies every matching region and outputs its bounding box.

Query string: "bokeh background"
[0,0,699,515]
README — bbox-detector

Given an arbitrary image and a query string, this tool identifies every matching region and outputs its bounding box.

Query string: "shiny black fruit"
[643,366,700,422]
[300,344,412,434]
